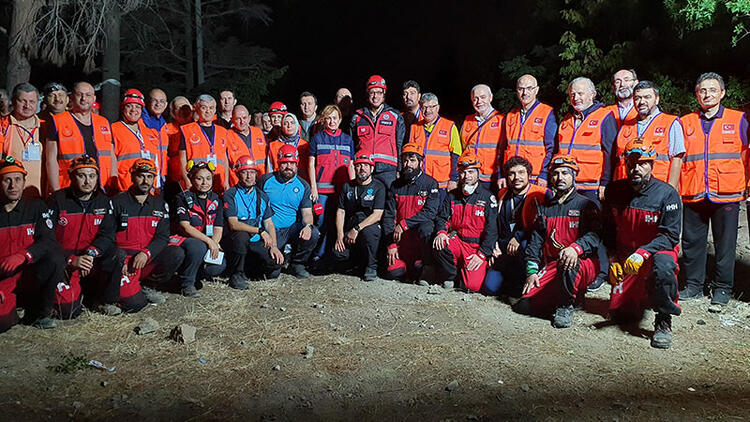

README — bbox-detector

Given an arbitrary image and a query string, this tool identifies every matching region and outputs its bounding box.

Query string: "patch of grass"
[47,353,89,374]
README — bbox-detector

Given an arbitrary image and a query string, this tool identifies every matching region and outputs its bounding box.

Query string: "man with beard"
[408,93,462,193]
[613,81,685,188]
[333,151,386,281]
[461,84,504,189]
[485,156,548,297]
[603,138,682,348]
[433,150,498,291]
[260,144,318,279]
[401,80,421,141]
[351,75,405,189]
[38,83,69,141]
[605,69,639,128]
[514,155,601,328]
[2,83,45,197]
[48,155,125,317]
[112,159,185,311]
[383,143,440,282]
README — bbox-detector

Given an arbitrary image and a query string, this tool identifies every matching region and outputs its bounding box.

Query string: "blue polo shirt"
[260,172,312,229]
[223,185,273,242]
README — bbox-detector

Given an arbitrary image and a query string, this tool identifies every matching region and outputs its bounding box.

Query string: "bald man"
[460,84,504,189]
[228,105,267,175]
[143,88,168,131]
[500,74,557,188]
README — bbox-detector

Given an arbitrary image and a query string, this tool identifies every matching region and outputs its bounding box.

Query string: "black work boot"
[229,273,249,290]
[552,304,574,328]
[651,313,673,349]
[290,263,311,279]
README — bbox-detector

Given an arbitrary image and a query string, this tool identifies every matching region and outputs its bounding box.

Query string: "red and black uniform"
[383,171,440,279]
[350,104,406,188]
[0,198,64,333]
[603,178,682,319]
[112,189,185,311]
[515,191,601,316]
[48,188,125,318]
[433,185,498,291]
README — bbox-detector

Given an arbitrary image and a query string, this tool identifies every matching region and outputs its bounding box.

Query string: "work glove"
[0,253,27,274]
[608,262,623,286]
[623,252,645,275]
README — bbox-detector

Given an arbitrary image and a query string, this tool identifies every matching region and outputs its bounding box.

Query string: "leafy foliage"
[47,353,89,374]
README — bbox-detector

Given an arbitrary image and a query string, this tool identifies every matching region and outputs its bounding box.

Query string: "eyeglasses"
[187,160,216,172]
[516,86,538,92]
[368,90,385,97]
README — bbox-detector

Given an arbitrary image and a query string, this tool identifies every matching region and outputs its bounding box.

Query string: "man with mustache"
[460,84,504,190]
[604,69,639,129]
[603,137,682,348]
[401,80,421,141]
[2,83,45,197]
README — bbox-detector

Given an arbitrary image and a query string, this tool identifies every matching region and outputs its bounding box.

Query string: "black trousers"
[228,231,279,278]
[276,222,320,265]
[682,200,739,292]
[177,238,227,288]
[332,224,381,273]
[16,251,65,322]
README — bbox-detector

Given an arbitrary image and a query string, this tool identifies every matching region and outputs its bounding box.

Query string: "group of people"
[0,68,747,351]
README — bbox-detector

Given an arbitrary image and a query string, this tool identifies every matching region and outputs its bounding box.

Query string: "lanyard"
[15,125,38,147]
[472,111,498,154]
[422,117,441,171]
[199,125,216,154]
[123,123,146,152]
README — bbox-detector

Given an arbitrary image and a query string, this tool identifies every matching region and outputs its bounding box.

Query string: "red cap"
[269,101,288,116]
[122,89,145,107]
[233,155,258,172]
[277,144,299,164]
[366,75,387,91]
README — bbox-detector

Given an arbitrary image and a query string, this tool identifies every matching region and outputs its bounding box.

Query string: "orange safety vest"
[180,122,230,191]
[112,120,163,191]
[497,183,548,231]
[679,108,746,203]
[409,117,456,189]
[604,104,638,129]
[164,122,188,182]
[228,127,267,174]
[267,138,310,182]
[557,107,613,190]
[461,111,504,183]
[52,112,114,191]
[503,103,554,181]
[614,112,679,182]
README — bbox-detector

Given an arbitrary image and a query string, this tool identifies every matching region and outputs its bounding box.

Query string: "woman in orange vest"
[267,113,310,181]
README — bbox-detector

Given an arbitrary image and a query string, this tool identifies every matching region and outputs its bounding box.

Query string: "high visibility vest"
[604,104,638,129]
[267,138,310,182]
[225,129,251,187]
[614,112,679,182]
[461,111,504,183]
[679,108,746,203]
[180,122,229,191]
[228,127,267,174]
[353,108,400,168]
[409,117,456,189]
[52,112,114,191]
[112,120,164,191]
[497,183,548,231]
[557,107,613,190]
[503,103,554,181]
[312,130,353,194]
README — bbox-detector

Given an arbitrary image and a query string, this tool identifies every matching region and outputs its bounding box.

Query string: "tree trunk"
[195,0,204,86]
[5,0,39,90]
[101,6,121,122]
[184,0,194,90]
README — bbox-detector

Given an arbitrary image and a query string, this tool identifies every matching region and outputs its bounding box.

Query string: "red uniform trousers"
[386,229,430,280]
[434,236,487,292]
[516,258,597,317]
[609,249,681,320]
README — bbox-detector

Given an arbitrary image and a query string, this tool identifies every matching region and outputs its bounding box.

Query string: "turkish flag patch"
[439,130,448,136]
[490,122,499,128]
[722,123,736,134]
[588,120,599,127]
[534,117,543,124]
[655,127,666,134]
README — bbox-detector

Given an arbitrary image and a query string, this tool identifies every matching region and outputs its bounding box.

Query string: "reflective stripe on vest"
[354,109,399,166]
[180,122,230,189]
[461,112,503,182]
[557,107,612,189]
[410,117,456,185]
[504,103,554,178]
[53,112,114,190]
[614,112,678,182]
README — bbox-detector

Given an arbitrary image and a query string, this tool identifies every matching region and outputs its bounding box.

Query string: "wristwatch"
[354,224,361,232]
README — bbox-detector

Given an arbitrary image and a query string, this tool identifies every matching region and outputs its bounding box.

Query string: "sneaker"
[229,273,249,290]
[142,287,166,304]
[651,314,673,349]
[552,305,574,328]
[587,275,606,292]
[363,268,377,282]
[96,303,122,316]
[678,286,703,301]
[290,264,311,279]
[32,317,57,329]
[708,288,730,313]
[181,285,201,298]
[442,280,455,290]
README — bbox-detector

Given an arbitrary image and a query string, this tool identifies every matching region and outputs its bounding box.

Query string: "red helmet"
[277,144,299,164]
[269,101,288,116]
[233,155,258,173]
[366,75,387,92]
[353,150,375,166]
[122,89,145,107]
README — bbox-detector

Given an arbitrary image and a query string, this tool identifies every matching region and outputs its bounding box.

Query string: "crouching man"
[49,155,125,317]
[604,138,682,349]
[432,150,498,291]
[112,159,185,312]
[514,155,601,328]
[0,157,64,332]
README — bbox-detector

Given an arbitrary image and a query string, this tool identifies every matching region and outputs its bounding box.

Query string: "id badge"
[23,143,42,161]
[205,224,214,237]
[207,154,217,166]
[141,150,152,159]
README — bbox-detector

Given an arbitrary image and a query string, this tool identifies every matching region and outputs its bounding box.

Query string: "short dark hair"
[503,156,533,177]
[634,80,659,97]
[300,91,317,105]
[11,82,38,101]
[402,80,421,93]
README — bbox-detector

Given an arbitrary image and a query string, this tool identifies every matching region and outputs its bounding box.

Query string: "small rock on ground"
[135,318,159,335]
[170,324,197,344]
[445,380,459,392]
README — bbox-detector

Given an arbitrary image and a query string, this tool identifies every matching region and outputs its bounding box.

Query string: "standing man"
[178,94,230,193]
[383,143,440,282]
[335,88,354,136]
[216,90,237,129]
[228,105,266,174]
[604,138,682,348]
[515,155,601,327]
[333,151,386,281]
[0,89,9,117]
[408,93,462,192]
[679,72,749,311]
[351,75,405,189]
[433,150,498,291]
[501,74,557,188]
[299,91,319,140]
[260,144,319,279]
[164,96,193,186]
[604,69,639,129]
[46,81,117,193]
[142,88,169,131]
[2,83,45,197]
[402,80,421,141]
[461,84,504,189]
[614,81,685,188]
[38,82,69,124]
[557,77,617,204]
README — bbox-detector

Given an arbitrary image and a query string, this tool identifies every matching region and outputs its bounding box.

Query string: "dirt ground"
[2,210,750,421]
